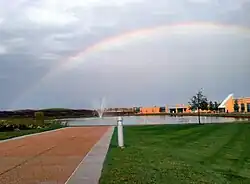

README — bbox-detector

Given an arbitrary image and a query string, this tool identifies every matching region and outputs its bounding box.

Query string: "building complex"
[134,94,250,115]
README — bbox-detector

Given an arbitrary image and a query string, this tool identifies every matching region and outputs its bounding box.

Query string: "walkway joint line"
[65,126,114,184]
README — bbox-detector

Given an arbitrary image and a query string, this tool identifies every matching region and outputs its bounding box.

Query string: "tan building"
[139,106,163,114]
[137,105,191,114]
[218,94,250,113]
[134,93,250,115]
[168,104,192,113]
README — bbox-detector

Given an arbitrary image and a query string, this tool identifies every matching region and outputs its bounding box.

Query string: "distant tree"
[209,101,214,111]
[35,111,44,126]
[189,88,208,124]
[241,103,245,113]
[214,101,219,112]
[234,100,239,112]
[200,101,209,111]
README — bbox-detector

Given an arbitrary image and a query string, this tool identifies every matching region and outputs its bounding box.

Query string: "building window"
[219,108,225,113]
[247,103,250,112]
[234,100,239,112]
[241,103,245,113]
[177,108,183,113]
[159,107,166,112]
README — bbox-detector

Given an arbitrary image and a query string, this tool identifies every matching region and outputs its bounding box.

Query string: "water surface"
[66,116,249,126]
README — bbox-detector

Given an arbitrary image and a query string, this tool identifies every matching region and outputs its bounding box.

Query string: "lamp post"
[197,88,204,125]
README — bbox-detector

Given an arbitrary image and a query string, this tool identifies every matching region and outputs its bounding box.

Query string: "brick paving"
[66,127,114,184]
[0,126,109,184]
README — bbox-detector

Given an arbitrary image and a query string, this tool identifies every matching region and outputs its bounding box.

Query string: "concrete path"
[0,126,110,184]
[65,126,114,184]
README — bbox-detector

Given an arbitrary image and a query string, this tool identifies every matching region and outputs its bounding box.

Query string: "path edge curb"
[65,126,115,184]
[0,127,68,143]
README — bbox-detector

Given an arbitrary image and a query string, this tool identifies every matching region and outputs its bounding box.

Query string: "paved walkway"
[0,126,113,184]
[66,126,114,184]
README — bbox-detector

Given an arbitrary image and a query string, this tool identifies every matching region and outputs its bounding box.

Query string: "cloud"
[25,7,79,26]
[10,28,250,109]
[187,0,212,3]
[39,53,61,60]
[0,45,7,55]
[0,0,250,109]
[0,0,146,60]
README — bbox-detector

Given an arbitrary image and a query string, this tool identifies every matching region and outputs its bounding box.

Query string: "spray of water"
[95,97,106,118]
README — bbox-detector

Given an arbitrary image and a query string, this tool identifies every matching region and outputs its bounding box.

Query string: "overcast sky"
[0,0,250,110]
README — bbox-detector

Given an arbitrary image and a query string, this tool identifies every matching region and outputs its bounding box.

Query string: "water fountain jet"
[95,97,106,118]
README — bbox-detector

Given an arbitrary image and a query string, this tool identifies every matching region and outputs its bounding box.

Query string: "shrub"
[35,111,45,126]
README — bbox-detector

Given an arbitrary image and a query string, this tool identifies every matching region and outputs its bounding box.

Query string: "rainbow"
[34,22,248,79]
[11,21,250,108]
[48,21,250,74]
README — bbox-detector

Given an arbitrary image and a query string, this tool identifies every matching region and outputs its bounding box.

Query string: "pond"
[65,115,249,126]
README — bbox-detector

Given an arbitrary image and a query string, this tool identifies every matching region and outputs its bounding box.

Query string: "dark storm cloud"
[0,54,51,109]
[0,0,250,109]
[11,33,250,109]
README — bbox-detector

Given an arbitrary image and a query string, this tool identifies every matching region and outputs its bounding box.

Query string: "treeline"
[189,89,221,112]
[207,101,220,111]
[189,90,247,113]
[0,109,96,119]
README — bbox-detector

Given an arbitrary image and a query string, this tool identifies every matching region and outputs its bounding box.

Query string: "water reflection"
[66,115,249,126]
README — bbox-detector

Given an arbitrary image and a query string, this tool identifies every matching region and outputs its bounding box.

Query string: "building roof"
[218,93,234,108]
[168,106,189,109]
[234,97,250,100]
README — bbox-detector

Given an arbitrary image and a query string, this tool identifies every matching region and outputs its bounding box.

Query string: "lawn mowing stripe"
[128,124,199,132]
[181,124,225,149]
[178,124,225,148]
[161,124,211,142]
[234,124,250,176]
[204,124,244,165]
[199,124,248,179]
[172,124,219,147]
[126,124,202,137]
[100,123,250,184]
[101,125,222,184]
[124,125,207,147]
[198,124,239,162]
[171,124,227,162]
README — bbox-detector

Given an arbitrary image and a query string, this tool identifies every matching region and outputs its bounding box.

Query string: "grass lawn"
[100,122,250,184]
[0,123,64,140]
